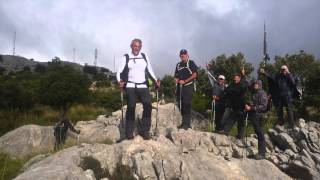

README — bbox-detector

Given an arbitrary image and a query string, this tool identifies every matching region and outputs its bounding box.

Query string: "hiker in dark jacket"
[212,75,226,131]
[220,72,249,139]
[245,80,268,159]
[260,65,297,128]
[174,49,198,130]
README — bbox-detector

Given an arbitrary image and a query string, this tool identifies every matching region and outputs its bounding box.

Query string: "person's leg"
[181,85,193,129]
[215,104,225,131]
[276,97,285,125]
[176,85,181,111]
[236,111,245,139]
[285,97,295,128]
[125,88,137,139]
[251,112,266,157]
[137,88,152,139]
[223,110,237,135]
[220,107,231,131]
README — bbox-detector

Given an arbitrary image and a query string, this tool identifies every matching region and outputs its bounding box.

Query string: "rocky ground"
[0,103,319,180]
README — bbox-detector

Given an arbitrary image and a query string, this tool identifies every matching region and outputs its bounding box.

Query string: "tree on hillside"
[160,75,175,100]
[257,50,320,120]
[38,64,90,118]
[0,79,35,111]
[207,53,254,83]
[190,53,254,114]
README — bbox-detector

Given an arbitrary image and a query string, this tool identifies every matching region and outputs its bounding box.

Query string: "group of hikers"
[55,38,300,160]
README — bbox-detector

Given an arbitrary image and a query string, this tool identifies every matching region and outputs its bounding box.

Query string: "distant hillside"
[0,54,115,79]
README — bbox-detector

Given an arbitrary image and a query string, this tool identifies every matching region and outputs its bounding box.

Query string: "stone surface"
[15,131,291,180]
[0,125,55,158]
[2,104,320,179]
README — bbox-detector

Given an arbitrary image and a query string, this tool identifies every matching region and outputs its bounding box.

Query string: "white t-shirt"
[116,52,157,88]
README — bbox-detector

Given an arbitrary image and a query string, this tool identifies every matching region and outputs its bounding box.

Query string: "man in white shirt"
[117,38,160,140]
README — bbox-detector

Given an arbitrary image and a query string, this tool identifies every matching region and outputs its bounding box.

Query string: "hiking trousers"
[277,95,294,128]
[125,88,152,138]
[222,109,245,139]
[177,84,193,129]
[215,103,225,131]
[249,112,266,156]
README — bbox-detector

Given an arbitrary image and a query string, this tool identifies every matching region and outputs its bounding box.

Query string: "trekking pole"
[179,84,182,110]
[245,112,248,157]
[241,112,249,158]
[173,84,177,126]
[155,90,160,137]
[121,90,124,129]
[212,99,216,132]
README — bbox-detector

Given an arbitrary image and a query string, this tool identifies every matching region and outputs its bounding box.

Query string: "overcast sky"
[0,0,319,77]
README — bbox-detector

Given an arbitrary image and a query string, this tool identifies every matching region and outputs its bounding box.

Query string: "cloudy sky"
[0,0,319,77]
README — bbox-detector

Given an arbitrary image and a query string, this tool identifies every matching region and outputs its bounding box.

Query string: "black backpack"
[119,53,154,87]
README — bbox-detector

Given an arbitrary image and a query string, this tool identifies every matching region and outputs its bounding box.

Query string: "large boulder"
[15,146,95,180]
[0,125,55,158]
[267,120,320,180]
[15,130,291,180]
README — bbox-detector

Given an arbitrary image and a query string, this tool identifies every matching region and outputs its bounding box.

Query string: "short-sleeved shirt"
[174,60,198,81]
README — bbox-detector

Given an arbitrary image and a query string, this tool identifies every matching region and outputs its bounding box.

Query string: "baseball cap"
[218,75,225,80]
[179,49,188,56]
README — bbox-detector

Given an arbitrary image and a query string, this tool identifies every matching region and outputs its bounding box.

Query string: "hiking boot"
[140,131,151,140]
[178,125,190,130]
[254,154,265,160]
[277,120,285,126]
[217,130,226,135]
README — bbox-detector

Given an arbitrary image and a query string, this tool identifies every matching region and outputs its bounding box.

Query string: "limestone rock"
[0,125,55,158]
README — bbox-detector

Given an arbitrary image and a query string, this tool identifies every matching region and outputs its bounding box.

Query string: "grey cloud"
[0,0,319,77]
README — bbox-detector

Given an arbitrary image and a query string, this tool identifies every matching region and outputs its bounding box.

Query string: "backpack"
[177,60,197,91]
[120,53,154,87]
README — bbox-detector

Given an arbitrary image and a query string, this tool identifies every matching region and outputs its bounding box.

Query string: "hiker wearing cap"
[116,38,160,140]
[220,71,249,139]
[174,49,198,130]
[212,75,227,131]
[245,80,268,159]
[260,65,297,128]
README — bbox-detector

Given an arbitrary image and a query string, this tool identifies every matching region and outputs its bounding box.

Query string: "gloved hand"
[155,80,161,90]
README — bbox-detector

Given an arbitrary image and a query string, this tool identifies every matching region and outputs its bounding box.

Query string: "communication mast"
[73,48,76,62]
[13,31,16,56]
[94,48,98,67]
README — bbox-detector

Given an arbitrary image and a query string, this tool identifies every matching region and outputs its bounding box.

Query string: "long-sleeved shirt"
[116,52,157,88]
[251,89,268,113]
[264,72,296,98]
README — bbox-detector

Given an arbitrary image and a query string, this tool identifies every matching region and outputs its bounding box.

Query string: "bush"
[192,92,210,114]
[90,89,122,112]
[38,64,90,115]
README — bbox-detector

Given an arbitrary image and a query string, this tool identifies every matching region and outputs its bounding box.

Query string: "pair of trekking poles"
[120,88,160,137]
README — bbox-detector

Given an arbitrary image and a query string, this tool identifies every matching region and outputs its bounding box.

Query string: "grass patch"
[0,153,30,180]
[0,104,107,136]
[68,104,106,123]
[100,138,113,145]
